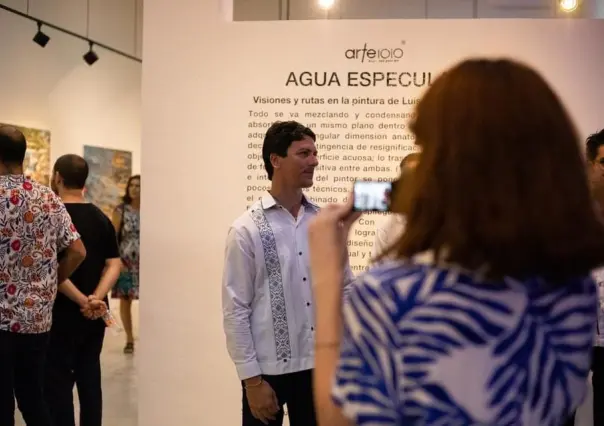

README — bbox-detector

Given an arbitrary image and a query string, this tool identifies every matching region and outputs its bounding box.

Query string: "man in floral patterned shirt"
[0,126,86,426]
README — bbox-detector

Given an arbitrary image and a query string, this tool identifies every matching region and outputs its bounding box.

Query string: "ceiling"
[233,0,601,21]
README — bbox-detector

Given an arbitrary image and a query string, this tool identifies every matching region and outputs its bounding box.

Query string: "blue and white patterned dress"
[332,255,597,426]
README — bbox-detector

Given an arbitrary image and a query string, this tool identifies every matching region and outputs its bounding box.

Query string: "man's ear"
[270,153,282,171]
[53,171,64,187]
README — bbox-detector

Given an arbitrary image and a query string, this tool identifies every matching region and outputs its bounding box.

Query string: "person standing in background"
[45,154,122,426]
[566,128,604,426]
[110,175,140,354]
[371,152,420,262]
[0,126,86,426]
[222,121,355,426]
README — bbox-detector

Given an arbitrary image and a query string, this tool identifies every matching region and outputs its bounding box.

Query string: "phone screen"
[353,181,392,212]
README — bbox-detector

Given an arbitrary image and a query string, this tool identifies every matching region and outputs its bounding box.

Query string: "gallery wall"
[141,1,604,425]
[0,0,142,174]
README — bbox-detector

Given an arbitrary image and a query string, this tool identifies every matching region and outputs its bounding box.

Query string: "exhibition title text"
[285,71,433,88]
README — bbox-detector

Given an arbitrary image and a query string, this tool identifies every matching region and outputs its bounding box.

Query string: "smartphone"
[352,180,392,212]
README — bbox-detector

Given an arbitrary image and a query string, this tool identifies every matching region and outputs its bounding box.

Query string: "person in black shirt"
[45,154,122,426]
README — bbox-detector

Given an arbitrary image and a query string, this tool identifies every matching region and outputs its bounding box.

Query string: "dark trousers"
[44,318,105,426]
[242,369,317,426]
[564,346,604,426]
[0,330,52,426]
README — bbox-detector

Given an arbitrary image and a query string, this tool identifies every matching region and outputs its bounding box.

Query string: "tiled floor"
[15,301,138,426]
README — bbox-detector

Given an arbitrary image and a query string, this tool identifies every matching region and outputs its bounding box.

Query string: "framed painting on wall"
[83,145,133,218]
[0,123,51,185]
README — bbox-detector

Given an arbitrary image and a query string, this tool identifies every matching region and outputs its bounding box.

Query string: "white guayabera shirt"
[371,214,406,263]
[221,193,356,380]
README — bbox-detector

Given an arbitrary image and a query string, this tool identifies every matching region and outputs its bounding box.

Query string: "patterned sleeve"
[52,196,80,251]
[331,275,400,424]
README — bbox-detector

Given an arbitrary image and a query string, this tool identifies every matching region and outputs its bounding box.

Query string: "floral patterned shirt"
[0,175,80,334]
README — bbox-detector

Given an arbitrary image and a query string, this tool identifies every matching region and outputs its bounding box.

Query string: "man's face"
[590,146,604,188]
[272,136,319,188]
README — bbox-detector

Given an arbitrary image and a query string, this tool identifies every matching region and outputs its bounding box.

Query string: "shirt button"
[298,252,302,256]
[306,302,310,306]
[303,277,307,281]
[283,359,288,362]
[311,327,314,331]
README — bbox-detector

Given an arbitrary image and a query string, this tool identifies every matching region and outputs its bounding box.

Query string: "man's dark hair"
[53,154,89,189]
[262,121,316,180]
[586,129,604,162]
[0,125,27,167]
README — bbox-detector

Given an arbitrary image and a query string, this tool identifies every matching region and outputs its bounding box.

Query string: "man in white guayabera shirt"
[371,152,420,262]
[222,121,355,426]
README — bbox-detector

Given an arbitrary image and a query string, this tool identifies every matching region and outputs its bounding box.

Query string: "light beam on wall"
[559,0,579,12]
[32,21,50,47]
[318,0,335,9]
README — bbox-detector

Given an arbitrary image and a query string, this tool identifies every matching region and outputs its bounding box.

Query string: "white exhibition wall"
[0,0,142,172]
[141,2,604,424]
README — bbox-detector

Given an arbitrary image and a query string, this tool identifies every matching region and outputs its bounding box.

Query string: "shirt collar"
[260,192,319,211]
[0,174,26,182]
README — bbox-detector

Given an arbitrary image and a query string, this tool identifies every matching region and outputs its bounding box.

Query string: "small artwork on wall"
[0,123,51,185]
[83,145,133,218]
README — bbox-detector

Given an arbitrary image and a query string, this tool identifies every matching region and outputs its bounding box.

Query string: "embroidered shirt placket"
[249,208,292,362]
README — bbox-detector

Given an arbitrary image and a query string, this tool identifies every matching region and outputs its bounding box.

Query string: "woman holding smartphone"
[307,58,603,426]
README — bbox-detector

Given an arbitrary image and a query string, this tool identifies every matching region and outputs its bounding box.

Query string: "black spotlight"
[33,22,50,47]
[83,42,99,66]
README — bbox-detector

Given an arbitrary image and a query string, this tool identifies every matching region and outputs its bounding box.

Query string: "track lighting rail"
[0,3,142,63]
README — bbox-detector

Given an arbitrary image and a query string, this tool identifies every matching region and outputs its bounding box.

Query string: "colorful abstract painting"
[83,145,133,218]
[0,123,51,185]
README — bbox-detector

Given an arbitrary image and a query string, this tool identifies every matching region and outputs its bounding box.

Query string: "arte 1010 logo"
[345,42,404,64]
